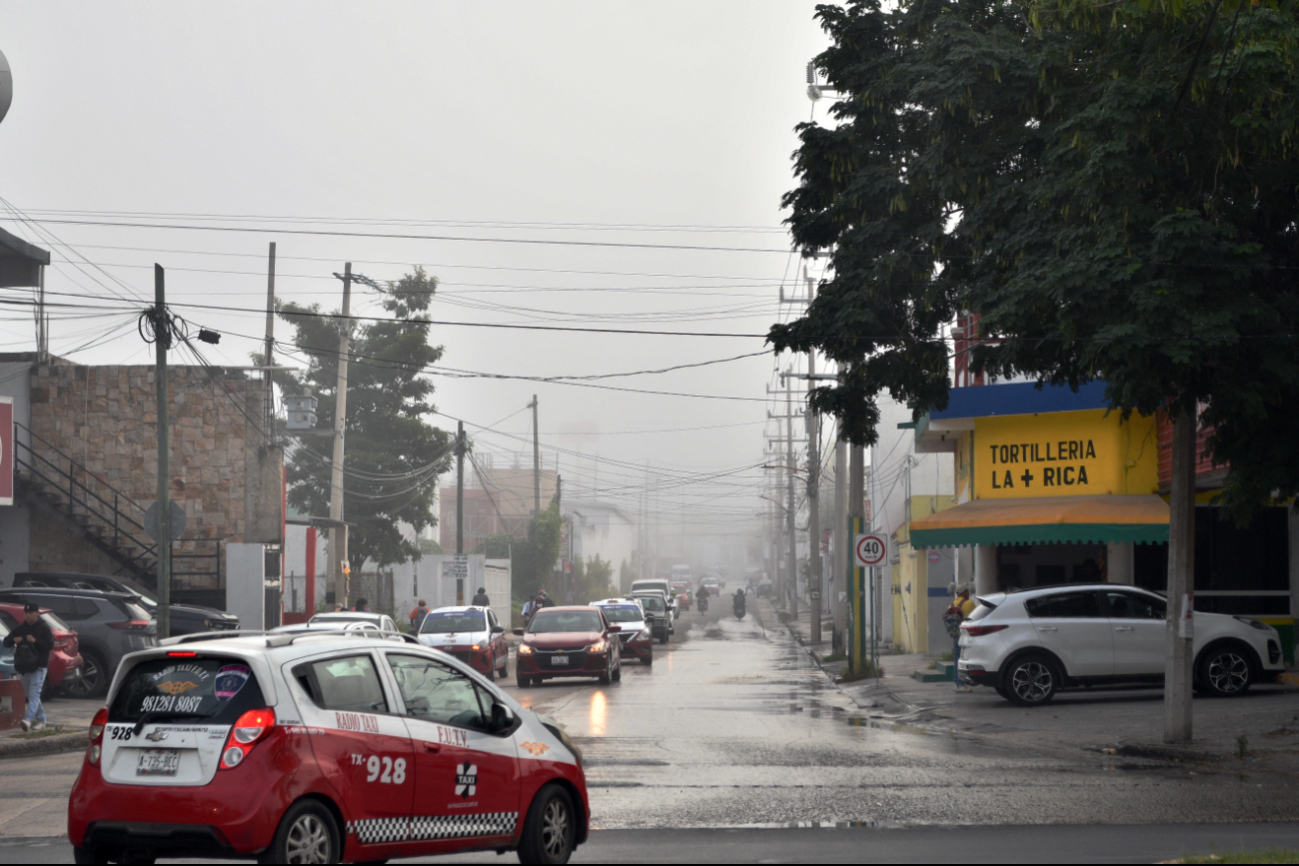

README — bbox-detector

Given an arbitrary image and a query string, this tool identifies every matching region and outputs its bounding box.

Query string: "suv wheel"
[1199,645,1254,697]
[518,783,576,865]
[65,650,108,699]
[1001,654,1059,706]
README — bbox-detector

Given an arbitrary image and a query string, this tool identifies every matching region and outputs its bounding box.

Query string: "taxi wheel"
[500,656,509,678]
[261,799,340,864]
[72,847,108,864]
[485,656,496,680]
[518,673,532,688]
[518,783,576,865]
[612,660,622,682]
[642,652,653,666]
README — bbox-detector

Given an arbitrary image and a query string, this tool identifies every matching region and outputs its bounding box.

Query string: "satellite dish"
[0,49,11,126]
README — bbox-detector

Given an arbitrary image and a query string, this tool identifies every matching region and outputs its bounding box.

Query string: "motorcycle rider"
[733,588,746,619]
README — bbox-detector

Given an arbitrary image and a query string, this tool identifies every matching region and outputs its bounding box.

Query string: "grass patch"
[819,652,848,664]
[776,611,793,624]
[939,651,954,662]
[927,660,938,671]
[1178,850,1299,863]
[10,726,67,740]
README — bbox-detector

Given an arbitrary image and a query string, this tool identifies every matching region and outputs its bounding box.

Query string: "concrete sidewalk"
[769,596,1299,768]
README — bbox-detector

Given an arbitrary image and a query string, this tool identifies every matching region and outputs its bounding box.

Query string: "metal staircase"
[12,422,220,591]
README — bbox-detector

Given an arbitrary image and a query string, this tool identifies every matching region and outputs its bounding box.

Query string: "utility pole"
[833,417,847,655]
[329,264,352,608]
[154,265,172,640]
[849,443,865,674]
[263,242,276,438]
[804,274,821,643]
[530,395,541,516]
[785,379,799,618]
[1165,406,1196,742]
[455,421,466,605]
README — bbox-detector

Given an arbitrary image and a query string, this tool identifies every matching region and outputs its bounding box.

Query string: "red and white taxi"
[68,631,589,864]
[417,606,511,680]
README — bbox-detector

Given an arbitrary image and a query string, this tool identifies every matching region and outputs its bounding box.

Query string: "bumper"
[78,822,242,861]
[432,647,493,674]
[959,666,999,687]
[516,652,610,678]
[619,639,653,660]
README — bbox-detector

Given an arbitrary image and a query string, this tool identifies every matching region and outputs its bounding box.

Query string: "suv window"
[109,656,265,723]
[385,654,490,731]
[295,655,388,714]
[23,594,82,620]
[1025,591,1102,619]
[1106,591,1166,620]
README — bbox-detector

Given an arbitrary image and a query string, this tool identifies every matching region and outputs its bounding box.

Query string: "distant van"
[631,579,671,598]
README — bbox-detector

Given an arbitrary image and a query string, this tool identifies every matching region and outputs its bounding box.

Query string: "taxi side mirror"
[490,702,516,734]
[492,625,506,634]
[513,628,525,636]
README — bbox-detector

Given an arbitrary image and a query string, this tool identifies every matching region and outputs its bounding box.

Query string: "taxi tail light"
[88,707,108,765]
[961,624,1009,637]
[220,707,276,770]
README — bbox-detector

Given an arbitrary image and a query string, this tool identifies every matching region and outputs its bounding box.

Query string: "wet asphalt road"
[1,600,1297,862]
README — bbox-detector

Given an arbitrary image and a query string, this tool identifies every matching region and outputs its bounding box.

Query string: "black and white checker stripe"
[346,817,409,845]
[410,812,518,841]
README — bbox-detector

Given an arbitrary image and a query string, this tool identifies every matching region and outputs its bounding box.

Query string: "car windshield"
[309,614,375,625]
[595,605,643,623]
[529,611,604,634]
[109,656,266,724]
[632,595,665,612]
[421,611,486,634]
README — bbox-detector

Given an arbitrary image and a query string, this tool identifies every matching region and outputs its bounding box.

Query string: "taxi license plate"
[136,749,180,777]
[550,655,570,666]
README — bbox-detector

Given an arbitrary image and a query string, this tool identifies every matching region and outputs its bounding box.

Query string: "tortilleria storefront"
[909,381,1297,661]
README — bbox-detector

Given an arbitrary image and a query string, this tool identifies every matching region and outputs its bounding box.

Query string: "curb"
[0,731,86,760]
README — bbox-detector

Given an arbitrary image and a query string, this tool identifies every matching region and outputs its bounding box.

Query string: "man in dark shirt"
[471,587,490,607]
[3,603,54,731]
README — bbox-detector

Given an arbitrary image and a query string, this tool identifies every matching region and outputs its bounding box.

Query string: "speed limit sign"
[854,534,887,567]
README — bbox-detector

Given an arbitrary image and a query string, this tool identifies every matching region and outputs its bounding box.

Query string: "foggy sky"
[0,2,831,552]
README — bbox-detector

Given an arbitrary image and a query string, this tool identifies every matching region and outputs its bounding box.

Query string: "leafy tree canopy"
[276,268,454,569]
[511,502,563,602]
[771,0,1299,514]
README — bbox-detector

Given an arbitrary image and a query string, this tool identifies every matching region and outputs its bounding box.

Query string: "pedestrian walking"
[471,587,491,607]
[409,599,430,633]
[943,585,976,693]
[3,603,53,732]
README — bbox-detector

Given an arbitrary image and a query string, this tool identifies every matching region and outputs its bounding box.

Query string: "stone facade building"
[1,354,283,606]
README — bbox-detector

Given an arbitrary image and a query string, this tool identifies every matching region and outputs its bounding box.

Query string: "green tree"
[511,503,562,602]
[475,534,517,560]
[277,268,454,571]
[575,555,616,604]
[773,0,1299,741]
[773,0,1299,508]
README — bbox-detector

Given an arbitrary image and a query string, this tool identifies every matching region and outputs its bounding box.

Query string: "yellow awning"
[908,494,1170,548]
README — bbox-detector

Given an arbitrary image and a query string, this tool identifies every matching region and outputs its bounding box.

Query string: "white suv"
[957,584,1286,706]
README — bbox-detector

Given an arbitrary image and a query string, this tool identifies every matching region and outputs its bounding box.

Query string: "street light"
[0,49,13,127]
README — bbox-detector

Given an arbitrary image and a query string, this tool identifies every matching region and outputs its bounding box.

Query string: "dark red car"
[515,606,623,687]
[0,602,84,697]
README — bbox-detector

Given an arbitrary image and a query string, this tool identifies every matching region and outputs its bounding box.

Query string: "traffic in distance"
[0,566,743,864]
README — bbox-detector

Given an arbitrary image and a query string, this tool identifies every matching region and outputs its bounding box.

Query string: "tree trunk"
[1164,407,1196,743]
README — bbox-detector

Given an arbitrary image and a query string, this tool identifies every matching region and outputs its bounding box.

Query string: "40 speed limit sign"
[854,534,887,568]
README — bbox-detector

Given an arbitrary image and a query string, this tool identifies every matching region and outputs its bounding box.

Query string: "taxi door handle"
[1114,626,1134,633]
[422,743,442,754]
[1038,626,1058,633]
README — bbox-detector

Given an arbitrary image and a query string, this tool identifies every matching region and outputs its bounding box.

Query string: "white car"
[590,599,654,666]
[417,606,511,680]
[299,612,400,633]
[957,584,1286,705]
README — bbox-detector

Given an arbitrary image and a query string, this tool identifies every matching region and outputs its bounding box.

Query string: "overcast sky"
[0,2,833,561]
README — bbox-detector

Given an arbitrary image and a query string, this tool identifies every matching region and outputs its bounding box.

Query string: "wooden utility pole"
[263,242,276,438]
[849,443,865,673]
[329,264,352,607]
[805,276,821,643]
[530,396,541,516]
[154,264,172,640]
[785,379,799,618]
[833,427,847,655]
[455,421,466,605]
[1165,406,1197,742]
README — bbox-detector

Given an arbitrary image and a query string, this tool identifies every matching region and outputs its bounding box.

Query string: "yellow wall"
[893,496,957,653]
[973,410,1159,500]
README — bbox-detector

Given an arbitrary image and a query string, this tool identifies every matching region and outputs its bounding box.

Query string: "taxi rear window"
[109,657,265,724]
[421,611,486,634]
[596,605,643,623]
